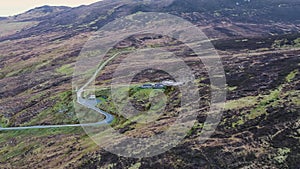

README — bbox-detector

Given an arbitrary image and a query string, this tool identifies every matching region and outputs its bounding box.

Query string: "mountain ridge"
[1,0,300,42]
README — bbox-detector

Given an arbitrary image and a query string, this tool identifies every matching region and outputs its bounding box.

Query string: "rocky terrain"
[0,0,299,168]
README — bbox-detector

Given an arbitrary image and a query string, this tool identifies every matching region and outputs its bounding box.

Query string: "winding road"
[0,52,122,131]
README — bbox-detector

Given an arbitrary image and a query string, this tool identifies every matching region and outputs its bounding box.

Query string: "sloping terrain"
[0,0,299,168]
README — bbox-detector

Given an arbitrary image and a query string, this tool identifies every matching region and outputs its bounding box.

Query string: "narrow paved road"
[0,52,122,131]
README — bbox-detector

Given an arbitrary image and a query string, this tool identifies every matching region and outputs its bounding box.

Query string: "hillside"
[0,0,299,168]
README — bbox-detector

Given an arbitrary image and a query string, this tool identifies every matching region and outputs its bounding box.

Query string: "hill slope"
[0,0,299,168]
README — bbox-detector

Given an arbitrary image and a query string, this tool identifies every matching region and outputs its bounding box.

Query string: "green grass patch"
[56,64,74,76]
[274,148,291,164]
[293,38,300,47]
[186,123,204,136]
[232,119,244,128]
[0,116,10,128]
[0,127,85,162]
[228,69,300,128]
[96,85,168,127]
[225,96,258,110]
[24,91,78,126]
[128,162,141,169]
[285,69,298,83]
[0,21,37,36]
[228,86,237,91]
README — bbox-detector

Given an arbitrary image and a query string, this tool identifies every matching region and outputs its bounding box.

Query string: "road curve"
[0,53,122,131]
